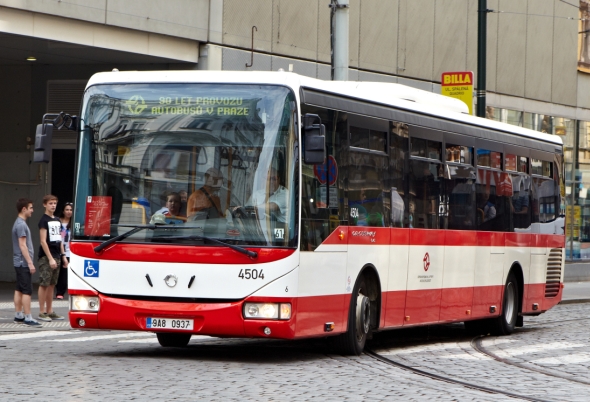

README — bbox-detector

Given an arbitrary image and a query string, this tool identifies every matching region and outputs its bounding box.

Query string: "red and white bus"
[61,70,564,355]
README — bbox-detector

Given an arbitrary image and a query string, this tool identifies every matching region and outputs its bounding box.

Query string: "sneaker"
[14,316,25,323]
[56,295,64,300]
[38,313,52,322]
[47,312,64,320]
[23,319,42,327]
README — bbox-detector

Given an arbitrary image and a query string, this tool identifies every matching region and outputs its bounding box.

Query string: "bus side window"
[300,105,347,251]
[510,173,532,230]
[447,166,476,231]
[348,153,387,227]
[348,117,390,228]
[408,160,444,229]
[389,122,408,228]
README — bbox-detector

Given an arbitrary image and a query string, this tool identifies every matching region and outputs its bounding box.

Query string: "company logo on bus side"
[351,231,376,237]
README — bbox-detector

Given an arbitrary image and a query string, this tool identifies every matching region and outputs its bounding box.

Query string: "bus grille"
[545,248,563,298]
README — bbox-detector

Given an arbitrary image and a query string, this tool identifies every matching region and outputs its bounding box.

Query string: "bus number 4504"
[238,269,264,280]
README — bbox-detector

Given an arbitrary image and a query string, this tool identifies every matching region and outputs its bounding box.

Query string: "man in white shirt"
[249,168,288,223]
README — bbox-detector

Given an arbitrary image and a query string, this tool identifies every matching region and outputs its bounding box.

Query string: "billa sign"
[441,71,474,115]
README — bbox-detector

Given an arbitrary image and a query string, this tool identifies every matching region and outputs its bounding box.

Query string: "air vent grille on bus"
[545,248,563,298]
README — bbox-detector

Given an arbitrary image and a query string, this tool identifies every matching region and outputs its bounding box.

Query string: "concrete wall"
[216,0,583,110]
[1,1,585,108]
[0,0,209,41]
[0,5,200,63]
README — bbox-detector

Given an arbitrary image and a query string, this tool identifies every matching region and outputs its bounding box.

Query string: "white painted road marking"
[0,301,69,310]
[46,332,154,342]
[118,334,214,344]
[0,331,74,341]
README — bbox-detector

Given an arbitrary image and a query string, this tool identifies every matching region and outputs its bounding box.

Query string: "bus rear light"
[243,303,291,320]
[71,296,100,312]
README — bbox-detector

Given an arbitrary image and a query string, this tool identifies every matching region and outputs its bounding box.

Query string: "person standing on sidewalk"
[55,202,73,299]
[12,198,41,327]
[37,194,68,322]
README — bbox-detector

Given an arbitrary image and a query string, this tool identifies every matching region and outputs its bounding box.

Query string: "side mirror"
[32,112,78,163]
[303,114,326,165]
[33,124,53,163]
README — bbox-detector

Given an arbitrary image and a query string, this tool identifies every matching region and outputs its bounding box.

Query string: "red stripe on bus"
[70,242,295,264]
[327,226,564,247]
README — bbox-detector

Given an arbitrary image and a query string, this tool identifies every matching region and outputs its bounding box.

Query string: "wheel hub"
[356,295,370,337]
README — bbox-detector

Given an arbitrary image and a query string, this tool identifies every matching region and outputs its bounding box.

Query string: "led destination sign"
[125,95,253,117]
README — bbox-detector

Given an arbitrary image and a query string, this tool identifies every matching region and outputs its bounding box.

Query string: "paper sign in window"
[84,196,112,237]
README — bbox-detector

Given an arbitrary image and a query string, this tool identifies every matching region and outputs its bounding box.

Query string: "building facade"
[0,0,589,280]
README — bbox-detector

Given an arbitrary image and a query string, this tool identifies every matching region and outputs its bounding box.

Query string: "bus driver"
[248,168,288,223]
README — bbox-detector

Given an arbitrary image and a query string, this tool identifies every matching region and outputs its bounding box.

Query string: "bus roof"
[86,70,562,147]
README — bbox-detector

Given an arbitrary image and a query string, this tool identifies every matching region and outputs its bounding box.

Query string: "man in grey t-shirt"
[12,198,41,327]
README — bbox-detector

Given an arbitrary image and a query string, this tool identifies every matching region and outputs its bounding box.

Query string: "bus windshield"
[74,83,298,248]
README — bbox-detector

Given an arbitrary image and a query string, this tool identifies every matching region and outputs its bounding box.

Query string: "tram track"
[471,335,590,386]
[365,348,551,402]
[366,315,590,402]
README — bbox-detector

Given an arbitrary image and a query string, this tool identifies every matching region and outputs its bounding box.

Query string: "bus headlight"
[243,303,291,320]
[71,296,100,312]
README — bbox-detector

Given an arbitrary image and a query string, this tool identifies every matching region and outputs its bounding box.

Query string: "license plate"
[146,317,194,331]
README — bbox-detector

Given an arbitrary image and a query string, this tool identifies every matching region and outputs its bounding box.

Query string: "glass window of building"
[477,149,502,169]
[446,144,472,165]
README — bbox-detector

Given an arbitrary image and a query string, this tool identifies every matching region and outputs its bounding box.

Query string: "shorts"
[38,255,61,287]
[14,266,33,295]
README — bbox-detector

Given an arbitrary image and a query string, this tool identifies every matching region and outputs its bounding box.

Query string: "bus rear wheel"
[156,332,192,347]
[335,278,371,356]
[490,272,519,336]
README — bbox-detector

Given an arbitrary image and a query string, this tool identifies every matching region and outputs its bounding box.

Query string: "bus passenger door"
[404,158,445,325]
[440,165,477,321]
[472,170,508,319]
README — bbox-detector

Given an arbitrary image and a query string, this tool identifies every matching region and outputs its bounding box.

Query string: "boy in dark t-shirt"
[37,194,68,322]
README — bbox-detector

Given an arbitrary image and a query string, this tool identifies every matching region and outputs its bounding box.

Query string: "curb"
[559,299,590,305]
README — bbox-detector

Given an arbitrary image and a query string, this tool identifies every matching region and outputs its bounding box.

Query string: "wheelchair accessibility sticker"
[84,260,99,278]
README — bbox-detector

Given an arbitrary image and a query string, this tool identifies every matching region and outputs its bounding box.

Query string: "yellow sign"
[566,205,581,239]
[441,71,474,115]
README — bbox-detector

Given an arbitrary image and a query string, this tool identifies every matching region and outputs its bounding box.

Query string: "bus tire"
[156,332,192,347]
[490,272,519,336]
[335,277,371,356]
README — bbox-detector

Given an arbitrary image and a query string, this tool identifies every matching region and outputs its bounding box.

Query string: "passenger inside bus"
[477,187,496,223]
[154,192,186,224]
[187,167,225,220]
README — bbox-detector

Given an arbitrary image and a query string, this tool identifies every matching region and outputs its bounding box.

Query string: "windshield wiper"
[164,235,258,258]
[94,224,194,253]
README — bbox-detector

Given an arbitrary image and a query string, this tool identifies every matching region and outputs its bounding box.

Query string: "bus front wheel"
[335,277,371,356]
[156,332,192,347]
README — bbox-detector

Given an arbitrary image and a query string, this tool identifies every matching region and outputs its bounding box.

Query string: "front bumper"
[69,292,297,339]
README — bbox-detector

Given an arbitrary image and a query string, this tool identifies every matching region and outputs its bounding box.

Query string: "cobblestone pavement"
[0,302,588,401]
